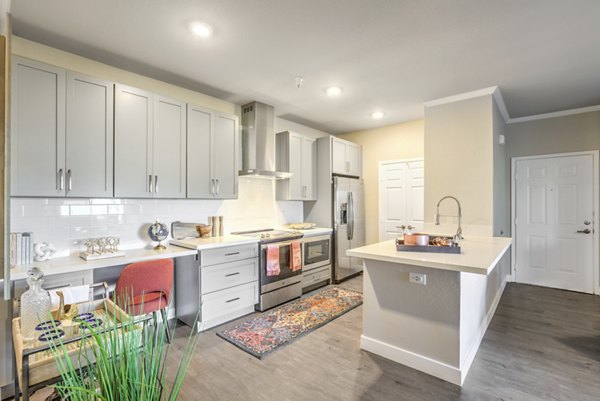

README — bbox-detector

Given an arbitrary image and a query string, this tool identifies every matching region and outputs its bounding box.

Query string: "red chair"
[115,259,174,342]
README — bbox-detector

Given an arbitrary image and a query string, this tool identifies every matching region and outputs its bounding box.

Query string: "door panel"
[288,133,303,199]
[407,161,425,231]
[213,113,238,199]
[302,136,316,200]
[153,96,186,198]
[347,143,361,177]
[11,57,66,197]
[515,155,594,293]
[66,73,113,197]
[187,105,213,198]
[379,162,407,240]
[114,84,153,198]
[331,138,347,175]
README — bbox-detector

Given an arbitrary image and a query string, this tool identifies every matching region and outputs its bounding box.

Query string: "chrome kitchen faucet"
[435,196,463,243]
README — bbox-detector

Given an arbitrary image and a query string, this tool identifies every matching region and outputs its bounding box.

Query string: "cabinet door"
[213,113,239,199]
[153,96,186,198]
[331,137,347,175]
[114,84,153,198]
[11,57,66,197]
[288,133,304,199]
[65,73,114,197]
[187,105,213,198]
[346,142,361,177]
[302,137,317,200]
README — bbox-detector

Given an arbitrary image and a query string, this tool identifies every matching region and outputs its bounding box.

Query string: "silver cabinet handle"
[225,297,240,303]
[576,229,591,234]
[224,252,240,257]
[58,169,64,190]
[216,179,220,196]
[149,174,153,193]
[67,169,72,192]
[154,175,158,193]
[209,179,214,196]
[225,272,240,277]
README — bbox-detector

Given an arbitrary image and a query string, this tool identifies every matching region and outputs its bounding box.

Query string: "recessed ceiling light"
[326,86,342,97]
[190,22,213,38]
[371,111,385,119]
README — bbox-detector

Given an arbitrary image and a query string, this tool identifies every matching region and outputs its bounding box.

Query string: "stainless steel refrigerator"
[333,176,365,282]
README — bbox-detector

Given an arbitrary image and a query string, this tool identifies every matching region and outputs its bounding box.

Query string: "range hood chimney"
[239,101,291,179]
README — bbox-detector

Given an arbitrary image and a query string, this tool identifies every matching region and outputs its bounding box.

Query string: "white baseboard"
[360,335,462,386]
[459,277,508,382]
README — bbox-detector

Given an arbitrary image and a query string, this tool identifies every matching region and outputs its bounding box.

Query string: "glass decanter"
[20,267,52,341]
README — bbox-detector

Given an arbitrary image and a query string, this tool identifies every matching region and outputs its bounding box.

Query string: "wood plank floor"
[166,277,600,401]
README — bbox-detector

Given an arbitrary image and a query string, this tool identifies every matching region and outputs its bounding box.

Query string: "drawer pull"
[225,297,240,303]
[225,272,240,277]
[224,252,240,256]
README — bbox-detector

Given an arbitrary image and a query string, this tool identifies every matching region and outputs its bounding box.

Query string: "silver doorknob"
[397,225,406,230]
[584,220,591,225]
[576,229,591,234]
[407,225,415,230]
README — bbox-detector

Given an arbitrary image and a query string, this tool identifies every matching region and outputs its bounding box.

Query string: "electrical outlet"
[409,272,426,286]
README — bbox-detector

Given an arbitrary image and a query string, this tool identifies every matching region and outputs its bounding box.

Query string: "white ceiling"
[10,0,600,134]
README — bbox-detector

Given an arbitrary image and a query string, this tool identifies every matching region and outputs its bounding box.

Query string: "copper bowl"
[403,233,430,246]
[196,224,212,238]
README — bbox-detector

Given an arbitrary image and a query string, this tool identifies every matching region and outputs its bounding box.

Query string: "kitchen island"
[347,236,511,386]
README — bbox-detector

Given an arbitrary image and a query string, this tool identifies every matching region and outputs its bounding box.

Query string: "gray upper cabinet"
[187,105,239,199]
[65,72,114,197]
[276,131,317,201]
[114,84,153,198]
[331,136,362,177]
[213,113,239,199]
[153,96,186,198]
[11,57,113,198]
[115,86,186,199]
[187,105,212,198]
[11,57,66,197]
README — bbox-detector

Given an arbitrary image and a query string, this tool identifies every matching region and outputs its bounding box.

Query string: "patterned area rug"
[217,286,363,359]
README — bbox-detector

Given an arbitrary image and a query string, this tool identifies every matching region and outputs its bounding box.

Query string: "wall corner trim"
[424,86,500,109]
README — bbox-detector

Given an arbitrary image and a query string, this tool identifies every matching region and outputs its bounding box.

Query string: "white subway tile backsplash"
[10,179,304,256]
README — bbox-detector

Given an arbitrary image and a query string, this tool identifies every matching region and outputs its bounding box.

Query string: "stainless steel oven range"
[232,229,304,311]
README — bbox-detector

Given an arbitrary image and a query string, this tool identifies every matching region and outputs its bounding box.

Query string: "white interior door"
[514,154,595,293]
[407,161,425,231]
[379,160,424,241]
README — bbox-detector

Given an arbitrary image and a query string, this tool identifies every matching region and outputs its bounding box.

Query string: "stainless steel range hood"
[239,101,292,179]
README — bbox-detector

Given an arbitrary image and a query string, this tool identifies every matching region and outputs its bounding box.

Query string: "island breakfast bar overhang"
[347,236,512,386]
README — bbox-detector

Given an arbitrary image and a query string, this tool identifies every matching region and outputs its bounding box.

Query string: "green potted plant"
[47,299,199,401]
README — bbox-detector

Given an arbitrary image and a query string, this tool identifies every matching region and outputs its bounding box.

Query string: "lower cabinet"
[302,265,331,293]
[175,244,258,332]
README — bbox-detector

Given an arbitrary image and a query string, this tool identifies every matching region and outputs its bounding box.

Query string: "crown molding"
[507,104,600,124]
[423,86,499,108]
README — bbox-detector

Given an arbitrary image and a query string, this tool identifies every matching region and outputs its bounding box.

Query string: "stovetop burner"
[232,228,303,243]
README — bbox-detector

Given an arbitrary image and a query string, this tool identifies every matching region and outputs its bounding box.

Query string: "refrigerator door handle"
[348,192,354,240]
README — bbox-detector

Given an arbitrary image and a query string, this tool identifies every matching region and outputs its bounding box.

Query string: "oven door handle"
[260,239,300,250]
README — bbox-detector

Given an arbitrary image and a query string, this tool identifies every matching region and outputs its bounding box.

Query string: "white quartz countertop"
[169,234,259,250]
[347,236,512,275]
[8,245,198,282]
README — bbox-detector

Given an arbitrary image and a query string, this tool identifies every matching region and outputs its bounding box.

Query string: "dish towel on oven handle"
[266,244,281,276]
[291,240,301,272]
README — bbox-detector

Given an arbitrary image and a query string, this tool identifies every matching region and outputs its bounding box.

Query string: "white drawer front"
[200,244,258,267]
[201,258,258,294]
[303,265,331,288]
[201,281,258,322]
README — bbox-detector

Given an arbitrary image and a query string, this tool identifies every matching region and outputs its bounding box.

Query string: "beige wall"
[12,36,237,115]
[506,111,600,157]
[338,120,424,244]
[424,96,494,233]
